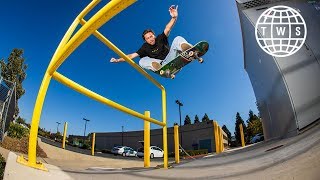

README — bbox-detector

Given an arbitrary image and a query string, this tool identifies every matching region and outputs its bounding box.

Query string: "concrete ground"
[2,121,320,180]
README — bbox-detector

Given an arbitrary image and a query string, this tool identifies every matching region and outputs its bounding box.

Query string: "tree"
[0,49,27,115]
[222,125,232,145]
[15,116,26,125]
[256,101,262,118]
[247,119,263,136]
[184,115,191,125]
[234,112,247,144]
[194,115,200,124]
[248,110,259,122]
[246,110,262,142]
[202,113,210,122]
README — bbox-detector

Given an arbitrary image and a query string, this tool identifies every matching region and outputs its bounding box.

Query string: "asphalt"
[2,121,320,180]
[39,136,169,162]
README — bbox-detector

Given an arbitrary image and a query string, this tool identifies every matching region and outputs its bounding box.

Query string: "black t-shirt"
[136,32,169,60]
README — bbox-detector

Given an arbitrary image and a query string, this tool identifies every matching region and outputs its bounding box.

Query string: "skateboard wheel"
[188,51,194,56]
[171,74,175,79]
[198,58,204,63]
[160,70,164,75]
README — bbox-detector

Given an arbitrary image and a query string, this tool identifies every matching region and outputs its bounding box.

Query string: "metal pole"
[56,122,61,133]
[176,100,183,147]
[84,121,87,137]
[179,105,182,147]
[83,118,90,142]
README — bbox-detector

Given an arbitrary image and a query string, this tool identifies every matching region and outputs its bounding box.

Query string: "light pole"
[175,100,183,146]
[56,122,61,133]
[83,118,90,140]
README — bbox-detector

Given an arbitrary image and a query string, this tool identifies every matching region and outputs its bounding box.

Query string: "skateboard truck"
[160,69,175,79]
[189,51,204,63]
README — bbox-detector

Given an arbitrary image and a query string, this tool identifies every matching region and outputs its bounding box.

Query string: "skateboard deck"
[155,41,209,79]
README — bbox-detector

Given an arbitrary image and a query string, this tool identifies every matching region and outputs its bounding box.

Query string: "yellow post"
[62,122,68,149]
[161,89,168,169]
[220,127,224,152]
[16,73,52,171]
[91,133,96,156]
[240,124,245,147]
[213,121,220,153]
[217,127,222,153]
[174,125,180,164]
[144,111,150,168]
[17,0,137,171]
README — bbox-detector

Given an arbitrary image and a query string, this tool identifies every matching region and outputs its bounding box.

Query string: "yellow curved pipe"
[18,0,169,170]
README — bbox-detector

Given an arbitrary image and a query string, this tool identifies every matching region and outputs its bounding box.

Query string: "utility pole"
[56,122,61,133]
[83,118,90,141]
[175,100,183,146]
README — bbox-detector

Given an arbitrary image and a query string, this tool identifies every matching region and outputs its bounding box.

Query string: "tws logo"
[255,5,307,57]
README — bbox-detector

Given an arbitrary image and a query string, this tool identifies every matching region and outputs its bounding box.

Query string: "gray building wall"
[94,120,217,153]
[236,0,320,140]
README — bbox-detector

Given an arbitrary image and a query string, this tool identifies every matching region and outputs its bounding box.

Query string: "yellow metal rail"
[174,125,180,164]
[62,122,68,149]
[52,72,165,126]
[48,0,137,75]
[144,111,151,167]
[91,133,96,156]
[240,124,245,147]
[18,0,169,170]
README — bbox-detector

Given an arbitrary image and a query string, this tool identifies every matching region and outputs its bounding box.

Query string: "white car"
[111,146,125,155]
[111,146,137,157]
[123,147,137,157]
[137,146,164,158]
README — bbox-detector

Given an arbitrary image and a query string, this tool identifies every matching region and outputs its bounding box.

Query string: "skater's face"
[144,32,156,45]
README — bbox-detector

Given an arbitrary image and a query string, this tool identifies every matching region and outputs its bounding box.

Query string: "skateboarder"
[110,5,192,72]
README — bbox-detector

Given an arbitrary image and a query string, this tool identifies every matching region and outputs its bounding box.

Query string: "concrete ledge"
[4,152,72,180]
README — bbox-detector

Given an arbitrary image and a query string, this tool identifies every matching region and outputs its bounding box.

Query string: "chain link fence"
[0,77,16,142]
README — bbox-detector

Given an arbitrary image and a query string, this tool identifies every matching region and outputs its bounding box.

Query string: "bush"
[181,149,208,157]
[0,154,5,180]
[168,149,208,158]
[81,143,91,149]
[7,122,29,139]
[0,136,47,158]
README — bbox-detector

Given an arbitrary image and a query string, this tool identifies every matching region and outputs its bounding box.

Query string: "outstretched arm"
[164,5,178,37]
[110,52,139,63]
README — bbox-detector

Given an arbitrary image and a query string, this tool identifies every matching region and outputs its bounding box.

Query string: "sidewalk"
[2,121,320,179]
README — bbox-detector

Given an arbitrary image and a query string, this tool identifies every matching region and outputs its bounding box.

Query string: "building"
[236,0,320,140]
[94,120,228,153]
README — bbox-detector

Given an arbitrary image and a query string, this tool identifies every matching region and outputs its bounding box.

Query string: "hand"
[169,5,178,18]
[110,58,118,63]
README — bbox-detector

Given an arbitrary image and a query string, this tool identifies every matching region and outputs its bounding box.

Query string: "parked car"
[250,133,264,144]
[137,146,164,158]
[111,146,137,157]
[230,136,238,147]
[123,147,137,157]
[111,146,125,155]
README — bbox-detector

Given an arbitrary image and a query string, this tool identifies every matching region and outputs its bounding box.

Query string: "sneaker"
[181,43,192,51]
[152,62,161,71]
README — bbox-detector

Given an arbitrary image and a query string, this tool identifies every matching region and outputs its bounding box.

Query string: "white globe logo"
[255,5,307,57]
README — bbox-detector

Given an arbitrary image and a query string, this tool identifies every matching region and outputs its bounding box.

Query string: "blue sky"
[0,0,258,136]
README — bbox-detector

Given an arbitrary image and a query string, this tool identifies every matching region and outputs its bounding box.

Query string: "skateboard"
[155,41,209,79]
